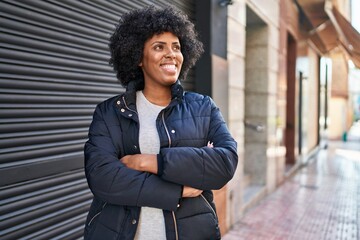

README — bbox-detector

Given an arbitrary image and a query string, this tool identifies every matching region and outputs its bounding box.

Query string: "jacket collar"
[121,80,184,108]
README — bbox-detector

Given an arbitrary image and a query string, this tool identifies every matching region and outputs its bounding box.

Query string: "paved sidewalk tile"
[223,124,360,240]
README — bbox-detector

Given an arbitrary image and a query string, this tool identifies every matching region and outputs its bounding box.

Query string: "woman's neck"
[142,87,171,107]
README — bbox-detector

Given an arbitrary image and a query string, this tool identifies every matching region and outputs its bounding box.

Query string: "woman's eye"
[173,45,181,51]
[154,45,163,50]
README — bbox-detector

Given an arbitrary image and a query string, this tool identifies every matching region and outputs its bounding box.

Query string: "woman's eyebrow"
[151,41,166,45]
[151,41,180,45]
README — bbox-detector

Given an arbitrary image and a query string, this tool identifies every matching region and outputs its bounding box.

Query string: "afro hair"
[109,5,204,87]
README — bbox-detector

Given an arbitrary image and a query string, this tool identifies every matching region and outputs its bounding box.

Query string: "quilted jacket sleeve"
[84,103,182,211]
[158,97,238,190]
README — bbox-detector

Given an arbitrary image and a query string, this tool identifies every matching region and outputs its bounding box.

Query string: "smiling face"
[139,32,183,89]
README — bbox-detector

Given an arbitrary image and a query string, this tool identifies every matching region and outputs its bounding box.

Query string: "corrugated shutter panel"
[0,0,195,239]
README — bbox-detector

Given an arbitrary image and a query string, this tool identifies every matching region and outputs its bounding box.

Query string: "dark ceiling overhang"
[296,0,360,68]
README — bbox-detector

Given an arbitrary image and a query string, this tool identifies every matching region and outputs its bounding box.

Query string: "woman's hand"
[120,154,158,174]
[182,186,203,198]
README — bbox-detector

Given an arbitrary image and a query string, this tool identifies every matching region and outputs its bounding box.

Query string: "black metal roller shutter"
[0,0,195,239]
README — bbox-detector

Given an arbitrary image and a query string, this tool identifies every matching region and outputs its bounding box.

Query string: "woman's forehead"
[146,32,180,43]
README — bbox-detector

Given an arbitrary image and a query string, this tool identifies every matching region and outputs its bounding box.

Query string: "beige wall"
[331,52,349,97]
[245,0,281,193]
[328,51,349,139]
[306,48,320,152]
[227,0,246,228]
[328,97,348,139]
[226,0,281,229]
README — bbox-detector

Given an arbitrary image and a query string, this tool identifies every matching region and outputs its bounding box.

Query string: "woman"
[84,5,238,240]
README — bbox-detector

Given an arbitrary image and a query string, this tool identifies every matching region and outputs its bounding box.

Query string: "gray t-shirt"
[134,91,166,240]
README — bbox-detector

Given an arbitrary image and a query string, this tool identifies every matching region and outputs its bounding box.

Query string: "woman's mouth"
[160,64,177,73]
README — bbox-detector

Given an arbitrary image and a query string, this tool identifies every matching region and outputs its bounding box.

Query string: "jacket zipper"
[122,96,177,238]
[88,202,107,226]
[162,109,177,238]
[172,211,179,240]
[200,194,217,217]
[122,96,138,116]
[161,111,171,147]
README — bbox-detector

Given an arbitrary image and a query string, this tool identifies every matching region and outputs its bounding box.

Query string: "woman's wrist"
[141,154,158,174]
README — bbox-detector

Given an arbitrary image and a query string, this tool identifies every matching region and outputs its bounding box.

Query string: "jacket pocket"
[88,202,107,226]
[84,201,107,239]
[200,194,217,217]
[175,195,221,240]
[86,204,129,239]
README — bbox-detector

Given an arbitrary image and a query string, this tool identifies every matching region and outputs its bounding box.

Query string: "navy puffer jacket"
[84,81,238,239]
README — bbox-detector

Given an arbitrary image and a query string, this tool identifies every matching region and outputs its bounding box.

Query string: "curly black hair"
[109,5,204,87]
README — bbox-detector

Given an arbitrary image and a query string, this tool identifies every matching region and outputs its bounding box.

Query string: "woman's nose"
[164,48,176,59]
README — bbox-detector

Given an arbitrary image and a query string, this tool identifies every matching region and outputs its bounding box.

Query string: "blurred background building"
[0,0,359,239]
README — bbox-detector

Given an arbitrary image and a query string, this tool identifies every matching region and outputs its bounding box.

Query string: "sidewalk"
[223,122,360,240]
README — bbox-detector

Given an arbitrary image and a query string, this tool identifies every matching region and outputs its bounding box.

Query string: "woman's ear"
[138,61,143,67]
